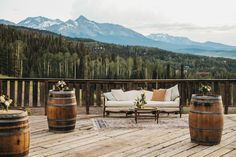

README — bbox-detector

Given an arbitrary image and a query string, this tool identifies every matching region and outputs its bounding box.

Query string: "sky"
[1,0,236,45]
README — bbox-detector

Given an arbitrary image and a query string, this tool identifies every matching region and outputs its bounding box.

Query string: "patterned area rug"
[92,116,189,130]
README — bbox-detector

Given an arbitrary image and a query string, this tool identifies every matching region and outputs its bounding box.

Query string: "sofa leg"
[103,106,106,117]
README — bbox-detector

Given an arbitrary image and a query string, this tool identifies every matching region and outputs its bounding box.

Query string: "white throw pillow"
[171,85,180,101]
[125,90,142,101]
[103,92,116,101]
[143,90,153,101]
[164,88,172,101]
[111,89,127,101]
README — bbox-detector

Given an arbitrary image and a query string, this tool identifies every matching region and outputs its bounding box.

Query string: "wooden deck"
[29,114,236,157]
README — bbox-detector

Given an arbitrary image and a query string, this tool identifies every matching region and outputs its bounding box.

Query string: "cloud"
[69,0,236,45]
[0,0,75,22]
[132,23,236,32]
[1,0,236,45]
[130,22,236,45]
[71,0,166,27]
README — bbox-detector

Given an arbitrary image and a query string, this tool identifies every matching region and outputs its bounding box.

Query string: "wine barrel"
[47,90,77,133]
[0,110,30,157]
[189,94,224,145]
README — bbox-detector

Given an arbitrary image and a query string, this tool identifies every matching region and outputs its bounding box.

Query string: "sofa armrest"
[172,97,183,118]
[174,97,180,103]
[102,94,108,117]
[175,97,184,110]
[174,97,182,108]
[102,94,108,106]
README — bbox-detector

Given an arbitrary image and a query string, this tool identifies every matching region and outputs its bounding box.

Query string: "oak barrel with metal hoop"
[0,110,30,157]
[189,94,224,145]
[47,90,77,133]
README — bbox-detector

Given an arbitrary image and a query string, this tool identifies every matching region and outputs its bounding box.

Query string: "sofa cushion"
[171,85,180,101]
[164,88,172,101]
[152,89,166,101]
[103,92,116,101]
[111,89,127,101]
[105,100,179,108]
[145,101,179,108]
[105,107,134,112]
[125,90,142,101]
[105,101,134,107]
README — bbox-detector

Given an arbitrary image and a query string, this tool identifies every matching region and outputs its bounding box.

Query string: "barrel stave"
[47,90,77,133]
[189,94,224,145]
[0,110,30,157]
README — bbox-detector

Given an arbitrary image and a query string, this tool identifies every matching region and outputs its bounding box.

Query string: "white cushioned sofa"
[103,85,182,117]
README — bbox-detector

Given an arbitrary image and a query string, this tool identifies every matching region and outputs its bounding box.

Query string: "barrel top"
[49,90,75,94]
[0,110,27,119]
[191,94,222,100]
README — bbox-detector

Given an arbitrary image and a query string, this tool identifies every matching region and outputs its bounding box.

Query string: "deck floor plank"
[49,129,150,157]
[156,120,236,157]
[31,129,140,156]
[26,114,236,157]
[187,131,236,157]
[121,130,190,157]
[222,150,236,157]
[99,129,182,157]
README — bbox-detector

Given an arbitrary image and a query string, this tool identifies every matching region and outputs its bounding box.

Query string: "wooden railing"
[0,78,235,114]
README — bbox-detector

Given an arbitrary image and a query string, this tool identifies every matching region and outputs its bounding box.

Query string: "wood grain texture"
[25,114,236,157]
[0,110,30,157]
[189,95,224,145]
[0,78,235,114]
[47,90,77,132]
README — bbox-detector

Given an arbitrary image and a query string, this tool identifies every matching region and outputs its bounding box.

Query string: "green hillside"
[0,24,235,79]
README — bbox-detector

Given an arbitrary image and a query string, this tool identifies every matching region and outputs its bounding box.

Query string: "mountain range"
[1,16,236,58]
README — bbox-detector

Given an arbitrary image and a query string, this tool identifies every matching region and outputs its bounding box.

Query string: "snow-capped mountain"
[15,15,160,46]
[146,33,236,58]
[0,16,236,58]
[18,16,63,30]
[0,19,15,25]
[147,33,196,45]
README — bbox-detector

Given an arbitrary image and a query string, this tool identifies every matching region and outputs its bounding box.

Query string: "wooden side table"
[134,107,160,124]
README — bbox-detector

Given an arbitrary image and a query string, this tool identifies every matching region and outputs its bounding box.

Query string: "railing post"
[86,81,90,114]
[103,83,108,93]
[44,81,48,115]
[181,81,186,106]
[179,82,183,106]
[0,78,234,113]
[96,83,102,106]
[10,80,15,106]
[229,83,233,108]
[40,82,45,107]
[75,83,80,106]
[225,81,229,114]
[155,81,158,89]
[0,80,2,95]
[33,81,38,107]
[1,80,7,95]
[127,82,132,91]
[24,80,30,107]
[233,83,236,107]
[17,80,23,107]
[90,84,95,107]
